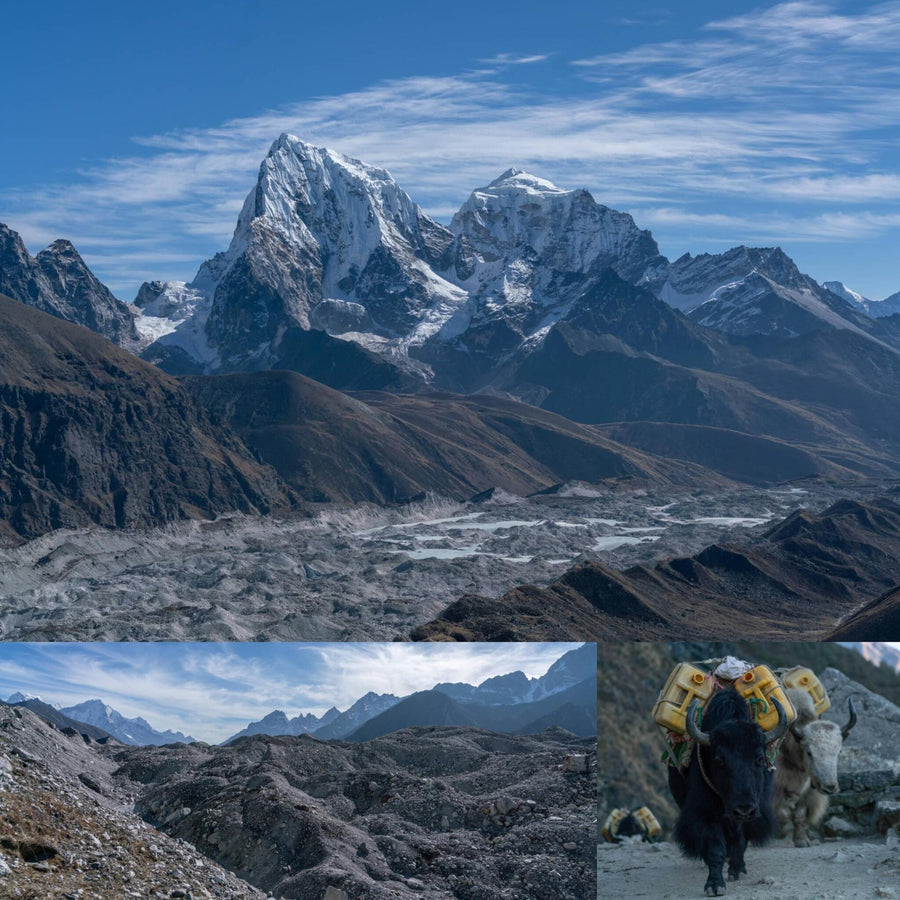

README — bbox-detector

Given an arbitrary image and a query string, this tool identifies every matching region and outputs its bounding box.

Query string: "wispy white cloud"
[1,2,898,296]
[477,53,550,66]
[0,642,585,744]
[638,207,900,241]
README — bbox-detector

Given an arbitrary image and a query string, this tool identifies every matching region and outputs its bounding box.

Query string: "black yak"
[668,688,788,897]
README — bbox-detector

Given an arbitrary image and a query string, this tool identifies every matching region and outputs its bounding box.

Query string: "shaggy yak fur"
[773,688,856,846]
[668,689,780,897]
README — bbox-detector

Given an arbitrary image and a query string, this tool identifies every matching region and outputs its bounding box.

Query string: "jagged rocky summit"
[0,223,139,346]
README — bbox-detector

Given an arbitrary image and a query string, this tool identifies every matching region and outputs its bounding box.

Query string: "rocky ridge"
[659,246,879,339]
[0,704,265,900]
[0,223,138,347]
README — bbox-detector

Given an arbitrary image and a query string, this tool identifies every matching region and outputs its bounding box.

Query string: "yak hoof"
[794,836,811,848]
[704,881,726,896]
[728,864,747,881]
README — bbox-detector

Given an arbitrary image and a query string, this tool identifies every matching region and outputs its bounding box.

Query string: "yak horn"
[769,697,789,742]
[686,699,711,746]
[841,696,858,739]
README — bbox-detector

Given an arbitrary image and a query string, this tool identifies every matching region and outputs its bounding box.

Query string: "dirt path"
[597,836,900,899]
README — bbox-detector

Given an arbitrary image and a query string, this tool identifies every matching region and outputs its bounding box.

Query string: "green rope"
[746,696,769,722]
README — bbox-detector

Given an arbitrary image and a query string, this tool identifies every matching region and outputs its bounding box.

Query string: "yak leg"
[794,790,828,847]
[726,822,748,882]
[791,796,812,847]
[703,833,728,897]
[773,791,796,841]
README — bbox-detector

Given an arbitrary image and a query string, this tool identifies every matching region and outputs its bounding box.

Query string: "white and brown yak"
[773,687,857,846]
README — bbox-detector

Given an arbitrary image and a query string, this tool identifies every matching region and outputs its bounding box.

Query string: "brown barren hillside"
[184,370,736,504]
[412,497,900,641]
[0,293,289,545]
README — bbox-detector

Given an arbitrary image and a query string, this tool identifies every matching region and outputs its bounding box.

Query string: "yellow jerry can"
[780,666,830,717]
[734,664,797,731]
[634,806,662,841]
[652,663,716,734]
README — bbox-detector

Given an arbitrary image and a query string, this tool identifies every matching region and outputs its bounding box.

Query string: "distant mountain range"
[2,644,596,747]
[116,138,897,382]
[4,134,900,548]
[224,642,596,743]
[58,699,194,745]
[3,694,192,745]
[837,641,900,672]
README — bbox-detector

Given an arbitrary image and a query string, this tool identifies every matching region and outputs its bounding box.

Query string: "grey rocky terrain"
[0,481,860,641]
[0,705,265,900]
[817,668,900,840]
[0,704,595,899]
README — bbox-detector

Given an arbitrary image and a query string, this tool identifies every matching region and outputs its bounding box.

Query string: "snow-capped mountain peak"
[823,281,900,319]
[231,134,425,258]
[59,699,194,746]
[6,691,39,704]
[824,280,870,310]
[449,169,662,289]
[484,168,568,194]
[137,133,469,370]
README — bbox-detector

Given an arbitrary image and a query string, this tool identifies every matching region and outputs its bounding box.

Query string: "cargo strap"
[696,744,723,801]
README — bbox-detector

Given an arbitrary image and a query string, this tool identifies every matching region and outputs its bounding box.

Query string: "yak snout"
[731,803,759,821]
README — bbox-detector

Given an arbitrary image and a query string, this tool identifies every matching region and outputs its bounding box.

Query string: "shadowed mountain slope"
[0,294,289,545]
[828,585,900,640]
[347,676,597,741]
[184,370,738,503]
[412,497,900,641]
[595,421,872,485]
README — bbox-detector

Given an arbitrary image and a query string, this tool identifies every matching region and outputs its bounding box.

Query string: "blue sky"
[0,642,583,743]
[2,1,900,299]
